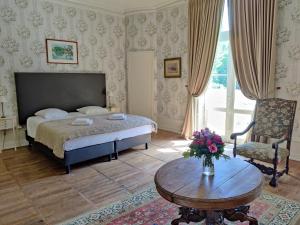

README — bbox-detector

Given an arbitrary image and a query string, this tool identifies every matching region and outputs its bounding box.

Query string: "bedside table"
[0,116,17,152]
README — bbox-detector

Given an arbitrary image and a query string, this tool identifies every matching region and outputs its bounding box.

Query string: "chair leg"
[233,138,237,158]
[269,160,277,187]
[269,175,277,187]
[286,156,290,174]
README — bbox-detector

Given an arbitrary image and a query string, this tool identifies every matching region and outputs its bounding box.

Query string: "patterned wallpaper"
[276,0,300,159]
[125,0,300,159]
[125,2,189,132]
[0,0,126,148]
[0,0,126,116]
[1,0,299,160]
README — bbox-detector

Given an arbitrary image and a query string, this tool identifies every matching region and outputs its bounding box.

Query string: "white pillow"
[35,108,68,119]
[77,106,108,115]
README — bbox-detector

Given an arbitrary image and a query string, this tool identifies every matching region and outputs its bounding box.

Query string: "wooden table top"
[154,157,264,210]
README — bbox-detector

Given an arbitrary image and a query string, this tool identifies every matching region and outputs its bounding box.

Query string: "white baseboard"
[157,116,183,134]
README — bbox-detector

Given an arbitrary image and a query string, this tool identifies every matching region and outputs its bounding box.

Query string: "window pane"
[205,77,227,109]
[195,0,255,141]
[234,84,256,111]
[233,113,253,139]
[206,110,226,136]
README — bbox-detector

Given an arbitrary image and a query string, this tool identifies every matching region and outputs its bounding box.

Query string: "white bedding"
[27,114,153,151]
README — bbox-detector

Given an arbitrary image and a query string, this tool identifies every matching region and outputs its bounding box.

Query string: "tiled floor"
[0,130,299,225]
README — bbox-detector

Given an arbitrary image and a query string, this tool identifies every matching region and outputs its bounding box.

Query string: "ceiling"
[64,0,185,14]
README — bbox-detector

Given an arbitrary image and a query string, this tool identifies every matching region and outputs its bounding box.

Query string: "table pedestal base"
[171,206,258,225]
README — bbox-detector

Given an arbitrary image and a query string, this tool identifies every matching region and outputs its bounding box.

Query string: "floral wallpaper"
[0,0,126,148]
[125,0,300,159]
[276,0,300,159]
[125,2,189,132]
[0,0,126,116]
[1,0,299,159]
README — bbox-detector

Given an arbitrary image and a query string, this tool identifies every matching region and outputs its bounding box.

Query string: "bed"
[15,72,154,173]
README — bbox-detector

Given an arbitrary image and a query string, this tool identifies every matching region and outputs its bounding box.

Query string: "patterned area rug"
[59,185,300,225]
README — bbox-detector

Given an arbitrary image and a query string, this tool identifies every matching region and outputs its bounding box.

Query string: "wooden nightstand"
[0,116,17,152]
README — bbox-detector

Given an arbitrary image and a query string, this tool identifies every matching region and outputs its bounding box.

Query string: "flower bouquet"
[183,128,229,175]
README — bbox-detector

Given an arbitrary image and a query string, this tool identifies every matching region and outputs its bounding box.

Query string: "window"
[195,1,255,142]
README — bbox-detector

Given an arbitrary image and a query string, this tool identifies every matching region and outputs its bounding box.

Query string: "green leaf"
[183,151,190,158]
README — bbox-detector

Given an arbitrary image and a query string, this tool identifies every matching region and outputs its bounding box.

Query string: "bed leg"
[27,139,34,149]
[28,142,33,149]
[113,141,118,160]
[114,151,119,160]
[145,143,148,150]
[108,154,112,161]
[65,165,71,174]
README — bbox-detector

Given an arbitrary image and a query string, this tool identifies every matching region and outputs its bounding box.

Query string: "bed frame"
[15,72,151,173]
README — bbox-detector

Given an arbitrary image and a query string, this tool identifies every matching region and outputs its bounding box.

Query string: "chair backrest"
[252,98,297,140]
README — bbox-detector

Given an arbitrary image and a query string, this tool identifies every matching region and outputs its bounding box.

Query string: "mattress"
[27,115,153,151]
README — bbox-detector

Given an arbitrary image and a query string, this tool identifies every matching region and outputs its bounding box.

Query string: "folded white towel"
[108,113,127,120]
[71,118,93,126]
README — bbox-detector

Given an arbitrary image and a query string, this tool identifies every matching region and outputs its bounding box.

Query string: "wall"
[1,0,299,161]
[125,2,189,133]
[125,0,300,160]
[276,0,300,160]
[0,0,126,149]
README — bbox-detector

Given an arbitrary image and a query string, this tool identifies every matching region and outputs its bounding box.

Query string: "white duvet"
[27,114,153,151]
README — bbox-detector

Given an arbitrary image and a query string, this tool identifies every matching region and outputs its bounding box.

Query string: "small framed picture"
[164,57,181,78]
[46,39,78,64]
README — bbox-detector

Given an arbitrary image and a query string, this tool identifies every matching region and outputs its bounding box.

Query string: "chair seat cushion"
[236,142,289,164]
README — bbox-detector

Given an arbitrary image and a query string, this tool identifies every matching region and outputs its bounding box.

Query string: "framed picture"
[46,39,78,64]
[164,57,181,78]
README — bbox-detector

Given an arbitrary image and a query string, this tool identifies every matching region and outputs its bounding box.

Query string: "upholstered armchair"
[230,98,297,187]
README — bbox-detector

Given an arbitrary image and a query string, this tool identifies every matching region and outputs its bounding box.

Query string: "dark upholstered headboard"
[15,72,106,125]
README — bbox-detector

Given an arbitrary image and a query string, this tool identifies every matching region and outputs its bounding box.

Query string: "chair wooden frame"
[230,98,297,187]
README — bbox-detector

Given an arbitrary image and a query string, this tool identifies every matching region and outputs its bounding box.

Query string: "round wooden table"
[154,157,264,225]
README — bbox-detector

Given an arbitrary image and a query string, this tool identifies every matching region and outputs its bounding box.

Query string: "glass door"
[195,1,255,142]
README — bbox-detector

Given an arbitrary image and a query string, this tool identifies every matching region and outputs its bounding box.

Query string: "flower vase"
[202,156,215,176]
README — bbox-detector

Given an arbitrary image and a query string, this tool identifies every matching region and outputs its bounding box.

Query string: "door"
[127,51,154,119]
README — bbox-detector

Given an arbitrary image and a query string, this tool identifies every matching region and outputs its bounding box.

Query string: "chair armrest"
[230,121,255,139]
[272,137,288,149]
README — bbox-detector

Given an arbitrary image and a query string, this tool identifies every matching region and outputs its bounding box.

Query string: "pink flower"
[212,135,223,145]
[206,139,212,146]
[208,144,218,153]
[196,140,204,145]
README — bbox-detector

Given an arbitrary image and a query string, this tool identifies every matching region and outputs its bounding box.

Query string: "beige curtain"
[228,0,277,100]
[182,0,225,138]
